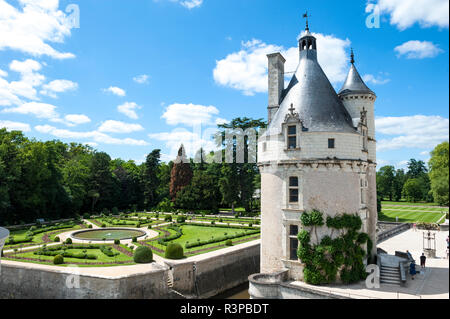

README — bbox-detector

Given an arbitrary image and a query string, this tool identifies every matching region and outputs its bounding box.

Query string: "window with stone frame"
[289,176,299,203]
[328,138,335,149]
[289,237,299,261]
[287,125,297,149]
[360,175,368,205]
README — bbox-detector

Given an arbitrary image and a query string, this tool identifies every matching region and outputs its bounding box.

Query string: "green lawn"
[381,200,446,207]
[5,224,84,249]
[145,224,260,258]
[379,209,447,223]
[4,244,135,266]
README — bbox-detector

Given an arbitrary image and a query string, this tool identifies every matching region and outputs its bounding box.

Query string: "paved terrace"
[289,228,449,299]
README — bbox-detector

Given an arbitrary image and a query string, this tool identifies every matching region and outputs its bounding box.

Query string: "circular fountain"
[71,228,145,241]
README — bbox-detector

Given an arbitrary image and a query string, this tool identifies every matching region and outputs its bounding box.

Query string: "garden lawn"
[145,224,260,258]
[5,224,84,249]
[381,201,446,207]
[379,209,446,223]
[4,245,134,267]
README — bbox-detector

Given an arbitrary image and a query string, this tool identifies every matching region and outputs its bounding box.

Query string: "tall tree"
[428,142,449,206]
[376,166,395,200]
[170,145,193,201]
[142,149,161,209]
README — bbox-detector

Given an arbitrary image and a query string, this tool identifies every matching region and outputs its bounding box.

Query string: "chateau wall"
[259,131,366,163]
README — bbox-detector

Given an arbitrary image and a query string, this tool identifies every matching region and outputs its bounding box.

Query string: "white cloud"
[0,120,31,132]
[394,40,443,59]
[133,74,149,84]
[367,0,449,30]
[363,74,390,85]
[213,33,350,96]
[215,118,229,125]
[376,115,449,151]
[40,79,78,98]
[0,69,7,77]
[162,103,220,126]
[103,86,126,97]
[117,102,141,120]
[98,120,144,134]
[35,124,149,146]
[64,114,90,126]
[420,150,430,156]
[0,0,75,59]
[179,0,203,9]
[0,59,46,102]
[2,101,58,119]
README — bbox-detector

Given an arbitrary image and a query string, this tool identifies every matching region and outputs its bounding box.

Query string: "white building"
[257,23,377,281]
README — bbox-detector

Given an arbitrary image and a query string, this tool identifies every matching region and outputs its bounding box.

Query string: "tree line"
[376,142,449,206]
[0,118,265,225]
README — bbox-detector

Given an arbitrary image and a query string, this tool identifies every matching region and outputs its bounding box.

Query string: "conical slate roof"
[338,63,374,96]
[265,34,357,136]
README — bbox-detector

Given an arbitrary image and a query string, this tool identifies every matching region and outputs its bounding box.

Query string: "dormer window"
[283,104,303,151]
[288,126,297,149]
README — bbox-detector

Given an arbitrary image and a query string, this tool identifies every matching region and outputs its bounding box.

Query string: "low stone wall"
[0,263,170,299]
[377,222,411,243]
[166,241,260,298]
[248,271,349,299]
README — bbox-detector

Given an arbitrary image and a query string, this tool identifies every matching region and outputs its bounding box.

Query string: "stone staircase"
[380,265,401,286]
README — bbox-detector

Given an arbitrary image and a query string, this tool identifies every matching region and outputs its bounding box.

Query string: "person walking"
[420,253,427,269]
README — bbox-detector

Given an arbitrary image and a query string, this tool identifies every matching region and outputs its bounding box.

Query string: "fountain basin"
[72,228,146,241]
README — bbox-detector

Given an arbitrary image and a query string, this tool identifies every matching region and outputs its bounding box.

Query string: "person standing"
[420,253,427,269]
[409,262,417,280]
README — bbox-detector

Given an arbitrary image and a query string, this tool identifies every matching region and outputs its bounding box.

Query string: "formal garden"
[1,210,261,266]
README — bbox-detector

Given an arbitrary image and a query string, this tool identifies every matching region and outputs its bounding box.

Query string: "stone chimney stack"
[267,53,285,124]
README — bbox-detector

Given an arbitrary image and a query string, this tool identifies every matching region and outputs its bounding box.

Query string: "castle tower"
[257,23,377,281]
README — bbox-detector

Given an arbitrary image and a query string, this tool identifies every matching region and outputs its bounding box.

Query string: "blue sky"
[0,0,448,169]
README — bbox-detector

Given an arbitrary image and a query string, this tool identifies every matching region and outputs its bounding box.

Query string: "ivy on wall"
[297,210,373,285]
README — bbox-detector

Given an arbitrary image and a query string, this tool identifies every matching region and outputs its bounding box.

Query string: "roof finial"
[350,48,355,64]
[303,11,310,32]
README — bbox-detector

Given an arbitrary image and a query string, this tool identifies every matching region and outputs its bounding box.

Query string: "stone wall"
[0,263,170,299]
[168,241,260,298]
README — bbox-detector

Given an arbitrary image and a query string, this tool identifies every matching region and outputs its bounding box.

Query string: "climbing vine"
[297,211,372,285]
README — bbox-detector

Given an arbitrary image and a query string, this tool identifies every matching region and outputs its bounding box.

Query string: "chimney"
[267,53,285,124]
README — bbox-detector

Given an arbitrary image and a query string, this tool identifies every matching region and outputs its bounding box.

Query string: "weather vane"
[303,11,311,31]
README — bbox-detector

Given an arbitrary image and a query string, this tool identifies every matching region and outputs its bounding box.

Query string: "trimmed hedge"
[53,255,64,265]
[165,243,184,259]
[133,246,153,263]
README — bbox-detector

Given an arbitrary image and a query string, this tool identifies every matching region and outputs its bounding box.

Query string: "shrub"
[83,213,90,219]
[132,237,137,243]
[133,246,153,263]
[165,215,173,222]
[112,207,119,215]
[176,216,186,223]
[88,224,93,228]
[54,236,60,242]
[136,223,141,228]
[114,239,120,245]
[65,238,72,244]
[225,239,233,246]
[101,223,106,228]
[211,221,215,225]
[165,243,184,259]
[53,255,64,265]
